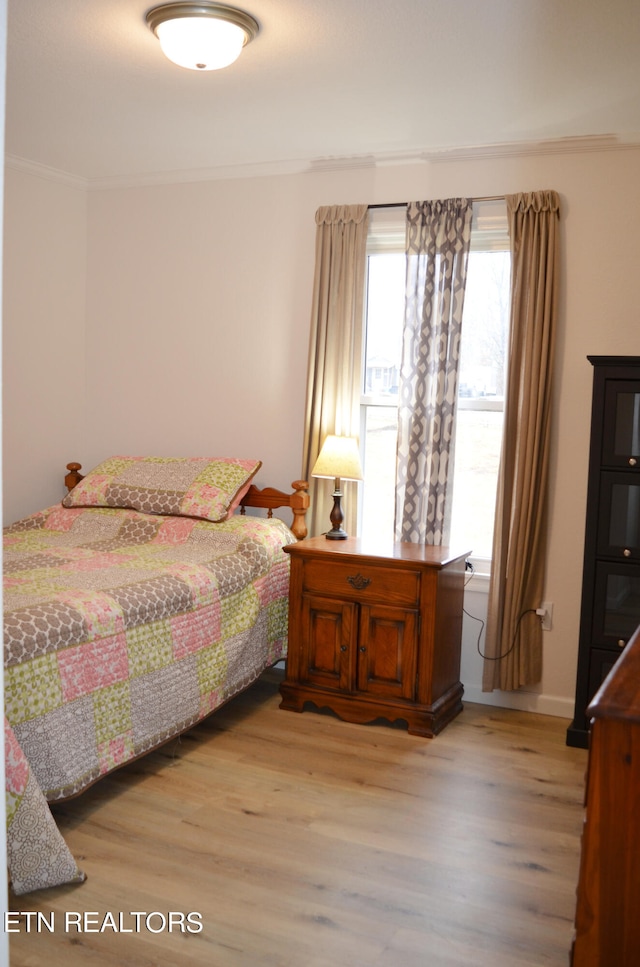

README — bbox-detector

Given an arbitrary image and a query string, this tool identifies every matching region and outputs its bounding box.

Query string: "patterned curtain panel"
[483,190,560,692]
[302,205,369,538]
[395,198,473,544]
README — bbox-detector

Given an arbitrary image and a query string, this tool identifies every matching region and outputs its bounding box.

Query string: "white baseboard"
[461,683,575,720]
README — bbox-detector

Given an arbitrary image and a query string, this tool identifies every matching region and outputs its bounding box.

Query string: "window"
[359,202,511,571]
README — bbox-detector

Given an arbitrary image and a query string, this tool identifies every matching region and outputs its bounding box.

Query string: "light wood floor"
[8,670,587,967]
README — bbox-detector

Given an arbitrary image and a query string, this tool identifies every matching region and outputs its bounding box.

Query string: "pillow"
[62,456,262,523]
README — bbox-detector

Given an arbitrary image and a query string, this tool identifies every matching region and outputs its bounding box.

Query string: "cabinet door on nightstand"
[356,604,418,701]
[300,594,356,691]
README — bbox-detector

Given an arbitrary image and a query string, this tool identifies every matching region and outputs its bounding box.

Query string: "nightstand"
[280,536,470,737]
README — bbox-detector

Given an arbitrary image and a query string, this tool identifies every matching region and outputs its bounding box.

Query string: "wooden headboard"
[239,481,309,540]
[64,462,309,540]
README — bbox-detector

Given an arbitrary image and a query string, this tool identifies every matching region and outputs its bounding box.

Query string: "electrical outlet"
[539,601,553,631]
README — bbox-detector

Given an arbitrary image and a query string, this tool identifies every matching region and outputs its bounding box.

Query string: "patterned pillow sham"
[62,456,262,523]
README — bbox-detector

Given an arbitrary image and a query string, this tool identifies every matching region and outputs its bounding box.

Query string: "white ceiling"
[6,0,640,186]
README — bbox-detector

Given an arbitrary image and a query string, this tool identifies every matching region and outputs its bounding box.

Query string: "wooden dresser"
[571,624,640,966]
[279,536,469,737]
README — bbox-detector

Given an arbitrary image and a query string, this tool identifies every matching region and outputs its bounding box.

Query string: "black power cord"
[463,560,539,662]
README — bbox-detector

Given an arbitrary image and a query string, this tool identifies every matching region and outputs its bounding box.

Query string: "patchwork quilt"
[5,716,86,895]
[4,503,294,893]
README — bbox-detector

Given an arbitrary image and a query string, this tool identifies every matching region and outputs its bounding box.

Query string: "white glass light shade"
[311,436,363,482]
[146,4,259,72]
[156,16,243,70]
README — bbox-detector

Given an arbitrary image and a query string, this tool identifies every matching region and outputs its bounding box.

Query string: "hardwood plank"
[8,671,587,967]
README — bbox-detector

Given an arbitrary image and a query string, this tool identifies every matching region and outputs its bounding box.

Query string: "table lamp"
[311,435,363,539]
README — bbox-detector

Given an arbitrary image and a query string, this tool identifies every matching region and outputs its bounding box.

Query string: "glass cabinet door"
[603,380,640,467]
[592,563,640,647]
[598,473,640,560]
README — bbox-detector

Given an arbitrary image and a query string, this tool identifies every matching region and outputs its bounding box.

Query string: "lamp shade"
[146,3,259,71]
[311,435,363,482]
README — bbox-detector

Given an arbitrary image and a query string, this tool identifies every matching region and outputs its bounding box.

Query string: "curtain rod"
[368,194,505,209]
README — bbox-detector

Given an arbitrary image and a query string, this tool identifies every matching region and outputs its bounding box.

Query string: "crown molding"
[86,157,309,190]
[4,153,310,191]
[423,134,640,163]
[305,135,640,171]
[6,135,640,191]
[306,154,378,173]
[5,154,89,190]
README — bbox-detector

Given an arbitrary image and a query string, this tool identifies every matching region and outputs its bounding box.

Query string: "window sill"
[464,568,491,593]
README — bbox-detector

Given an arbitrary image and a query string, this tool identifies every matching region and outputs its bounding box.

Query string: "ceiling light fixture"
[145,2,259,71]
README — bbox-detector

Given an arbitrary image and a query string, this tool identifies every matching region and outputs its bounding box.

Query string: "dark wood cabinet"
[567,356,640,748]
[280,536,469,737]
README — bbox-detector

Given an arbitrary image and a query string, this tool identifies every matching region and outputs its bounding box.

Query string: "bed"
[4,456,309,895]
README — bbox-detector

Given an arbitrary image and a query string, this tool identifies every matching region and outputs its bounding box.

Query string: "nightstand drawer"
[301,558,420,607]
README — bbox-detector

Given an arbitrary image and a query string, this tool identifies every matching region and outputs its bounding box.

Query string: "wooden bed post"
[65,462,84,492]
[289,480,310,541]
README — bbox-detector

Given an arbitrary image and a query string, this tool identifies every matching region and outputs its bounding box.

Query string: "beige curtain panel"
[302,205,369,538]
[483,190,560,692]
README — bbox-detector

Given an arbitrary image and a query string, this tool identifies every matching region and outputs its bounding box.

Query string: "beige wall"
[3,142,640,716]
[2,165,87,521]
[82,175,314,490]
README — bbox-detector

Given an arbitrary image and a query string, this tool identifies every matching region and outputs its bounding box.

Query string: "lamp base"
[325,526,348,540]
[325,489,348,540]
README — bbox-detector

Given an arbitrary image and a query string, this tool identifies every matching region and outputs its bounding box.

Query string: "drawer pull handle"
[340,645,347,652]
[347,573,371,591]
[623,548,632,557]
[630,457,637,467]
[618,639,626,648]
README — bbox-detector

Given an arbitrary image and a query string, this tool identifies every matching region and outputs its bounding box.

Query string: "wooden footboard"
[64,463,309,540]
